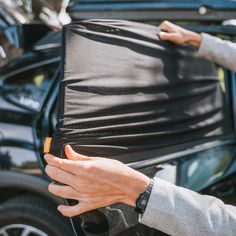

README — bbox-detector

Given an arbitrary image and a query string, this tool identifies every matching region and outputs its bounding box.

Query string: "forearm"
[183,30,201,48]
[139,178,236,236]
[196,33,236,72]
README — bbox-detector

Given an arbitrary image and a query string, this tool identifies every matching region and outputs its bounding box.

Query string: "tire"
[0,194,75,236]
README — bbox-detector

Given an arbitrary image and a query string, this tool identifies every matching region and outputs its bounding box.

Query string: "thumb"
[58,202,91,217]
[64,145,92,161]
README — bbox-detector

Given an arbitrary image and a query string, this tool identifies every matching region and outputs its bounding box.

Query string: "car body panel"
[67,0,236,21]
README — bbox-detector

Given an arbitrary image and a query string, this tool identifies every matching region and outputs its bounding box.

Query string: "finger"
[45,165,75,186]
[45,154,98,177]
[58,202,91,217]
[160,20,173,32]
[65,145,103,161]
[44,154,80,175]
[158,32,177,42]
[64,145,91,161]
[48,182,79,200]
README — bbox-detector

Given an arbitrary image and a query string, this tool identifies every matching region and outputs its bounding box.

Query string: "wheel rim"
[0,224,48,236]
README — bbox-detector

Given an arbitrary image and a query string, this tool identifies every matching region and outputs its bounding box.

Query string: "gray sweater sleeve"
[196,33,236,72]
[139,178,236,236]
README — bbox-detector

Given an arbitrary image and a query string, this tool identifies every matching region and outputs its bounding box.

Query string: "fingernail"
[44,154,51,160]
[57,206,61,211]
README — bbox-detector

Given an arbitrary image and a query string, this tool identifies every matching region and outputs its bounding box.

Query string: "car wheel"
[0,194,75,236]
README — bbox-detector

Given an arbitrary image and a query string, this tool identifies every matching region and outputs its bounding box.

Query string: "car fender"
[0,170,62,204]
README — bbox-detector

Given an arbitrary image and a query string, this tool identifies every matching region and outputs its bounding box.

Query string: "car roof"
[67,0,236,21]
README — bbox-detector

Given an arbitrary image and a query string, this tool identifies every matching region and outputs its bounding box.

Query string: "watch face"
[136,179,154,213]
[136,194,149,213]
[140,198,148,207]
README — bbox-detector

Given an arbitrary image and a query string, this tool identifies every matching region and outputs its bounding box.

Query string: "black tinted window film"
[52,19,233,159]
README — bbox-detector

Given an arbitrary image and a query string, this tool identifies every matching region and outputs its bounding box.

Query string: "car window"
[179,145,236,191]
[3,62,58,111]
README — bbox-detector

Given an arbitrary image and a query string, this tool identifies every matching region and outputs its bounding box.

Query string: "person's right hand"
[44,145,150,217]
[159,21,201,48]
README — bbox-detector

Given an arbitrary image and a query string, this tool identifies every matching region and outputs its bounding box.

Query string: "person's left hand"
[44,145,150,217]
[159,21,201,48]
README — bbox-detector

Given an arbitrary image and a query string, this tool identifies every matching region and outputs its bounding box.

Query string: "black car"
[0,1,236,236]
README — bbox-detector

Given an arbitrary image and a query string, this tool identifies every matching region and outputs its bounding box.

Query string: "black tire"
[0,194,75,236]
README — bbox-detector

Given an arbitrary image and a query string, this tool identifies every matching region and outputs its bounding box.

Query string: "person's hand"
[44,145,150,217]
[159,21,201,48]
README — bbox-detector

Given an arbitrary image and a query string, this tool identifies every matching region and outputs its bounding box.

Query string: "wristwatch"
[135,178,154,214]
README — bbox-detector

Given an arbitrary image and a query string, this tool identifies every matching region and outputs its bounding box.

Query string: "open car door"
[44,19,235,236]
